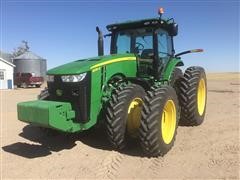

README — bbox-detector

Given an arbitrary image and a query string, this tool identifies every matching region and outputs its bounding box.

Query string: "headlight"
[61,73,87,82]
[46,75,54,82]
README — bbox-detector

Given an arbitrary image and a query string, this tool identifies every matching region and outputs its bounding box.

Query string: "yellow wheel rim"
[197,78,206,116]
[161,100,176,144]
[127,97,143,137]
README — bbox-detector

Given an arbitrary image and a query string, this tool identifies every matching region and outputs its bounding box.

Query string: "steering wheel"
[135,42,144,52]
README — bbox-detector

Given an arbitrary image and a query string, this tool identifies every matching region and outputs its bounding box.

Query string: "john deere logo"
[56,89,63,96]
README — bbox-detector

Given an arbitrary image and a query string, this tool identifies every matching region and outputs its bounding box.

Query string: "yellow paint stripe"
[90,57,136,70]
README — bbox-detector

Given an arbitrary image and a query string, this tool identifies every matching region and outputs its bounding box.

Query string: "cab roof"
[106,17,174,32]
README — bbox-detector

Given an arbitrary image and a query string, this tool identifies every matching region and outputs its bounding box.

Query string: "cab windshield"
[112,28,154,58]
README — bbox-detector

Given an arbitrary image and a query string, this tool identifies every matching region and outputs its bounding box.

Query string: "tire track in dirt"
[148,157,165,175]
[95,151,124,179]
[137,157,165,177]
[143,157,165,177]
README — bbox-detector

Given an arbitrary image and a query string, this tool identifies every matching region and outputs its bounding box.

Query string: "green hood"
[47,54,136,75]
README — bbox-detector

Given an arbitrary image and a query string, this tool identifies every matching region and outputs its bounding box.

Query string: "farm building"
[0,50,13,63]
[0,57,15,89]
[13,51,47,77]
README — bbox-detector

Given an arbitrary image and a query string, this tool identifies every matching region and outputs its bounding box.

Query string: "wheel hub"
[161,100,176,144]
[127,98,143,137]
[197,78,206,116]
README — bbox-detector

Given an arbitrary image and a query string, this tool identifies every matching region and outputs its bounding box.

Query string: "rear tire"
[105,83,146,150]
[178,66,207,126]
[170,68,183,95]
[139,86,180,157]
[170,68,183,87]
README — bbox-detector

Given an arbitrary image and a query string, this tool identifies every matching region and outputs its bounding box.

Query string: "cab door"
[135,34,154,77]
[157,29,173,71]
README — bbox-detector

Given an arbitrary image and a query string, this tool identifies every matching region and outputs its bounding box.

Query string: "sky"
[1,0,239,72]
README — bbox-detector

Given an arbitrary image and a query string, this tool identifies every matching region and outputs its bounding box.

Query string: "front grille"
[47,72,91,123]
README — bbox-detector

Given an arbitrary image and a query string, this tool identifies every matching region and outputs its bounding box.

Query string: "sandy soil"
[1,73,239,179]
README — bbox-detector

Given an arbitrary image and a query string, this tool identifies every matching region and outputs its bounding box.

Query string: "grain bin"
[13,51,47,77]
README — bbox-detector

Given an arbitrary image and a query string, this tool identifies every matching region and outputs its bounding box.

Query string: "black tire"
[105,83,146,150]
[38,88,49,100]
[139,86,180,157]
[170,68,183,87]
[178,66,207,126]
[36,84,41,88]
[170,68,183,95]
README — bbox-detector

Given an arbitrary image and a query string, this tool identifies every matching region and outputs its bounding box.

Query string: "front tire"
[38,88,49,100]
[178,66,207,126]
[105,84,146,150]
[139,86,180,157]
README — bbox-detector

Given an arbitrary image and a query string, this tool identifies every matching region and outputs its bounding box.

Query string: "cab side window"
[157,29,172,58]
[136,35,153,58]
[116,33,131,54]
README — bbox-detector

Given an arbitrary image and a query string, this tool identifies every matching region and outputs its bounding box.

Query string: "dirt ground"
[1,73,239,179]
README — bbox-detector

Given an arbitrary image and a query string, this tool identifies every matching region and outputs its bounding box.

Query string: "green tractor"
[17,9,207,157]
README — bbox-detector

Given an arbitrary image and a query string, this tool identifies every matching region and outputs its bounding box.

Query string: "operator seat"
[141,49,154,59]
[140,49,154,62]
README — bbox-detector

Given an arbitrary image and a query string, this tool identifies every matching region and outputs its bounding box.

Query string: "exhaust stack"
[96,26,104,56]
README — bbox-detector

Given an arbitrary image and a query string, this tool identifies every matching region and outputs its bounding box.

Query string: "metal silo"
[13,51,47,77]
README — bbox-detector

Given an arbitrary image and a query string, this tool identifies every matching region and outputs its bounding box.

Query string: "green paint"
[17,55,182,133]
[163,58,184,80]
[17,100,78,132]
[17,16,197,133]
[78,55,137,130]
[17,54,138,132]
[47,54,136,75]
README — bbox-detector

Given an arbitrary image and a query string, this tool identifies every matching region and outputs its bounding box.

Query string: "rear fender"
[163,58,184,81]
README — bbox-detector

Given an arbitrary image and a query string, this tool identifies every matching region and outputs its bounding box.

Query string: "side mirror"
[169,23,178,36]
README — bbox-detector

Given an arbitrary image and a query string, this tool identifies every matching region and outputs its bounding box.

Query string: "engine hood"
[47,54,136,75]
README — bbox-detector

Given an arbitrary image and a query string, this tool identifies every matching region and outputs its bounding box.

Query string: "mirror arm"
[104,33,112,38]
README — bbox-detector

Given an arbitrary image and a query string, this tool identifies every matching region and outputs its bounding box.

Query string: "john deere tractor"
[17,9,207,157]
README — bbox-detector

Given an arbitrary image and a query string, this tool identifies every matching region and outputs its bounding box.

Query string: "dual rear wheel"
[139,86,179,156]
[105,84,146,149]
[105,66,207,156]
[178,66,207,126]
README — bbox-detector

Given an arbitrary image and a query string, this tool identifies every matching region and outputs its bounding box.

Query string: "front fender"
[163,58,184,81]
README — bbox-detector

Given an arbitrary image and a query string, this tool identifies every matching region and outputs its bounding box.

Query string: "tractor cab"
[106,15,178,79]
